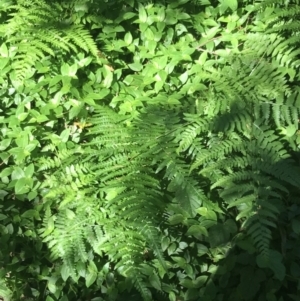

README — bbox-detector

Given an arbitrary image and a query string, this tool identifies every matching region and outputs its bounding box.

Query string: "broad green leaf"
[169,0,190,9]
[0,167,13,177]
[103,67,113,88]
[68,64,78,77]
[169,214,184,225]
[0,43,8,57]
[15,178,32,194]
[223,0,238,11]
[6,223,13,234]
[122,12,136,20]
[0,139,11,151]
[106,272,114,286]
[47,277,57,294]
[65,209,75,219]
[197,244,209,257]
[215,49,231,57]
[25,142,38,153]
[86,261,98,287]
[157,7,165,22]
[11,167,25,180]
[61,63,70,76]
[22,209,39,220]
[168,243,177,255]
[124,32,133,45]
[138,4,147,23]
[179,71,188,84]
[186,225,208,238]
[161,236,170,251]
[0,57,10,70]
[74,2,88,12]
[177,12,191,20]
[60,128,71,142]
[0,214,7,221]
[24,163,34,178]
[0,190,8,200]
[149,273,162,290]
[50,92,62,108]
[128,62,143,71]
[193,275,208,288]
[196,207,207,216]
[61,264,70,282]
[28,190,38,201]
[144,27,154,40]
[77,56,92,67]
[165,13,177,25]
[180,279,195,288]
[171,256,186,265]
[169,292,176,301]
[43,216,55,236]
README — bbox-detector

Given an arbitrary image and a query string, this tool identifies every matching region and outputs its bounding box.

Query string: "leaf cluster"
[1,0,300,301]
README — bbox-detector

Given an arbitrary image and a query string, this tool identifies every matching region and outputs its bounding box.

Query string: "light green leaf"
[124,32,133,45]
[15,178,32,194]
[68,64,78,77]
[65,209,75,220]
[179,71,188,84]
[50,92,62,108]
[157,7,165,22]
[103,67,113,88]
[223,0,238,11]
[215,49,231,57]
[43,216,55,236]
[60,128,70,143]
[0,167,13,178]
[169,292,176,301]
[88,89,110,100]
[128,62,143,71]
[144,27,154,40]
[24,164,34,178]
[0,138,11,151]
[61,264,70,282]
[86,261,98,287]
[28,190,38,201]
[11,167,25,180]
[0,43,8,57]
[47,277,57,294]
[61,63,70,76]
[138,4,147,23]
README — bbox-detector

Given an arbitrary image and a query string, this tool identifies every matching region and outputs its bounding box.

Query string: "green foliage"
[1,0,300,300]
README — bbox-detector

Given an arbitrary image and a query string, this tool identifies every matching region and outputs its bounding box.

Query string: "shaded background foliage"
[0,0,300,300]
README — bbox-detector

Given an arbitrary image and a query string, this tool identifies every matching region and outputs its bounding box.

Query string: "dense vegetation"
[1,0,300,300]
